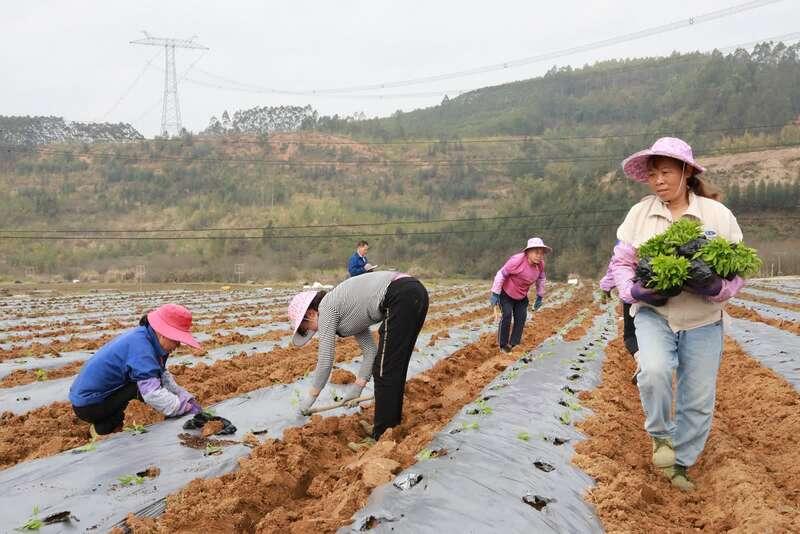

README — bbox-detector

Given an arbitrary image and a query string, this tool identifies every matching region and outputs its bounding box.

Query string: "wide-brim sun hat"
[523,237,552,253]
[288,290,318,347]
[147,303,202,349]
[622,137,706,183]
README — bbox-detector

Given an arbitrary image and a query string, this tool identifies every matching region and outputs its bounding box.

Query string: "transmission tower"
[131,31,209,137]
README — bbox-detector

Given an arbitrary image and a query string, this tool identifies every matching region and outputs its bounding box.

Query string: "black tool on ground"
[182,413,237,435]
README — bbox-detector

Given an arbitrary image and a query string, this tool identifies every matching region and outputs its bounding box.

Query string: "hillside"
[2,41,799,283]
[305,42,800,143]
[0,129,797,284]
[0,116,143,146]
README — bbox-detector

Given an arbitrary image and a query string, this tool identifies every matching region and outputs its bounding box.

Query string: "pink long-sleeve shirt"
[491,252,546,300]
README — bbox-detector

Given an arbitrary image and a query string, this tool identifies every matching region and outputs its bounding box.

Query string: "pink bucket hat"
[523,237,552,253]
[288,291,318,347]
[147,304,202,349]
[622,137,706,183]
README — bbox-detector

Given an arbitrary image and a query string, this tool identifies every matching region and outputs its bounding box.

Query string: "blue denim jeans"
[633,307,723,467]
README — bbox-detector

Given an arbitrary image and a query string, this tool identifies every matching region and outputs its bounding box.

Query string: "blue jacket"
[347,251,368,277]
[69,325,167,407]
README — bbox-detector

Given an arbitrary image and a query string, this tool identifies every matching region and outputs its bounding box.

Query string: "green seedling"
[461,421,479,431]
[117,474,145,486]
[648,255,690,292]
[559,411,572,425]
[16,506,42,531]
[697,237,763,278]
[416,448,433,460]
[330,388,342,403]
[472,399,493,415]
[489,383,509,391]
[503,369,519,380]
[290,389,301,407]
[517,431,531,442]
[567,400,582,411]
[33,369,47,382]
[74,440,97,453]
[124,422,147,434]
[205,443,223,456]
[201,408,216,417]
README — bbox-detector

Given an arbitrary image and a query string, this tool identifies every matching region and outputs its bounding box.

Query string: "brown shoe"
[358,420,374,437]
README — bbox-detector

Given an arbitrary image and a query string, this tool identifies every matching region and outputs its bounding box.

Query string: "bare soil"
[119,299,588,533]
[573,335,800,533]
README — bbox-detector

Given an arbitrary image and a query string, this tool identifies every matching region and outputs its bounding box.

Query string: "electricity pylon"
[131,31,209,137]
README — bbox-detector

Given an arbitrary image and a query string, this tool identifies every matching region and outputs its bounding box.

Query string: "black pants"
[72,382,140,435]
[622,302,639,357]
[498,291,528,348]
[372,278,429,440]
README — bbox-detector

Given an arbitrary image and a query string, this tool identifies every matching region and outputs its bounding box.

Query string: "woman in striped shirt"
[287,271,429,440]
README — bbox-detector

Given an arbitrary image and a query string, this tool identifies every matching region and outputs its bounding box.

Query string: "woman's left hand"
[533,295,543,310]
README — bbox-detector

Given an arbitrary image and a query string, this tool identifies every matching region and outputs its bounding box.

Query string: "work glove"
[341,383,365,406]
[187,398,203,415]
[489,292,500,306]
[298,391,319,416]
[533,295,543,310]
[175,389,197,416]
[631,281,670,307]
[600,290,611,304]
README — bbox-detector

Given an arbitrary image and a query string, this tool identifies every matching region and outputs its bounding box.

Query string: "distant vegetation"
[1,42,799,283]
[0,116,142,146]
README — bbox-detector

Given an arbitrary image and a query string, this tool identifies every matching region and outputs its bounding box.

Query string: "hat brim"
[147,312,202,349]
[292,329,316,347]
[622,150,705,183]
[523,245,552,254]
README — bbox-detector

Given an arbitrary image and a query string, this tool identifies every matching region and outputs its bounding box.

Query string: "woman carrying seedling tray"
[69,304,204,437]
[608,137,760,491]
[489,237,550,353]
[288,270,428,442]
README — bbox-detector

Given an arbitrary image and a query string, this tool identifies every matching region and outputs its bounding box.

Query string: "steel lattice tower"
[131,32,209,137]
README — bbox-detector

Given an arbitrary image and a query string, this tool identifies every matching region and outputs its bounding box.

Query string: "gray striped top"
[311,271,397,390]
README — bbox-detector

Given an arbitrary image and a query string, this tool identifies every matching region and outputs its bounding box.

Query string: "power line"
[195,0,783,95]
[1,215,796,241]
[98,50,161,121]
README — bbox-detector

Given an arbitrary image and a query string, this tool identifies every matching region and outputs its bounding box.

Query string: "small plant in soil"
[33,369,47,382]
[559,411,572,425]
[461,421,479,431]
[117,474,146,486]
[201,408,216,417]
[124,422,147,434]
[517,431,531,442]
[503,369,520,380]
[16,506,42,531]
[467,399,493,415]
[290,389,301,407]
[204,443,223,456]
[73,441,97,453]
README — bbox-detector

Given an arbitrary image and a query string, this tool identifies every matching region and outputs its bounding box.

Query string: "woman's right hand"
[631,281,670,307]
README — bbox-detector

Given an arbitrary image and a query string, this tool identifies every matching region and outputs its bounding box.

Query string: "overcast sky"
[2,0,798,137]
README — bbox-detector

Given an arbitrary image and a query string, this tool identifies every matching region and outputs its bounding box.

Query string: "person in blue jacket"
[69,303,204,437]
[347,240,374,277]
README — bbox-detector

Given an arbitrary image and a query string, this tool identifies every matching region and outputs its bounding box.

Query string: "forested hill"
[1,42,799,284]
[0,116,143,146]
[305,41,800,143]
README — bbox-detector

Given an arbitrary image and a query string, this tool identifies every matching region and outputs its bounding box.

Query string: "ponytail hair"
[139,314,150,327]
[687,175,722,201]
